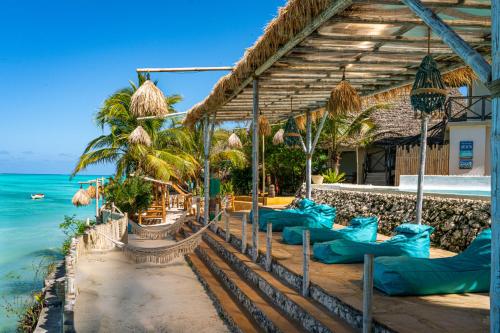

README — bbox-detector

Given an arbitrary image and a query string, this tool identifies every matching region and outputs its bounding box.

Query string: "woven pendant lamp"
[130,80,168,117]
[327,68,361,117]
[272,128,284,145]
[295,114,306,131]
[410,59,447,116]
[228,132,243,149]
[283,117,302,148]
[72,186,91,207]
[86,185,96,199]
[129,126,152,146]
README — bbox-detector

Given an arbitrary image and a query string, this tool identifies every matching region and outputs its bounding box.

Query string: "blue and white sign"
[459,140,473,169]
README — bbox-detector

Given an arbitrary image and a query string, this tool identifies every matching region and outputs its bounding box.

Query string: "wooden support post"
[415,115,429,225]
[214,203,220,232]
[242,213,247,254]
[400,0,491,83]
[161,184,166,223]
[302,229,310,296]
[305,110,312,199]
[196,197,200,222]
[95,179,100,218]
[266,222,272,272]
[262,134,266,195]
[252,77,260,262]
[225,212,230,242]
[490,0,499,330]
[363,254,374,333]
[203,115,210,225]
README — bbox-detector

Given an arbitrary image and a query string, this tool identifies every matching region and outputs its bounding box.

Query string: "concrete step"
[201,226,355,333]
[178,228,260,333]
[186,251,261,333]
[364,172,386,186]
[196,239,304,333]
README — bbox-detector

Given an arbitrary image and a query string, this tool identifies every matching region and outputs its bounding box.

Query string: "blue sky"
[0,0,286,174]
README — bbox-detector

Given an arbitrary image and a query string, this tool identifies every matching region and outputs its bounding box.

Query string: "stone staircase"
[181,220,355,333]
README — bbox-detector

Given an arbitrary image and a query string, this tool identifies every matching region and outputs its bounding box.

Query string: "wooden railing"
[445,95,492,122]
[394,144,449,186]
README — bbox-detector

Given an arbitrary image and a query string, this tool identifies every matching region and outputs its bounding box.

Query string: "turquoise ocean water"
[0,174,106,331]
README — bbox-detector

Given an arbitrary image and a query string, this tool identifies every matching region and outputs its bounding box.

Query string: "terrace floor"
[221,211,489,333]
[74,210,229,333]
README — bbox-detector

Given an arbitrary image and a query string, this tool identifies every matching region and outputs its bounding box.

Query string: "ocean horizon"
[0,173,107,331]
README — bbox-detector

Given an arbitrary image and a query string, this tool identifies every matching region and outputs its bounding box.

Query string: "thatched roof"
[183,0,490,126]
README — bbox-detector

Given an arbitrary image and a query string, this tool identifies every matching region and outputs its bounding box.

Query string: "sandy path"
[74,212,228,333]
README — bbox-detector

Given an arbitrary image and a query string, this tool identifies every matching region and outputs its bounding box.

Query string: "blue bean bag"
[374,229,491,296]
[249,199,336,232]
[313,223,434,264]
[281,216,379,245]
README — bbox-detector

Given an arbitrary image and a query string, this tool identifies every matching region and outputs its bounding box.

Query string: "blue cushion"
[374,229,491,295]
[313,223,434,264]
[282,216,378,245]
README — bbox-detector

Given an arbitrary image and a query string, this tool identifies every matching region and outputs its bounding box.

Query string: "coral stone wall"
[304,187,490,252]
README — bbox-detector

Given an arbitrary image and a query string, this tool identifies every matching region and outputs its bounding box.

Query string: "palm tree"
[320,104,391,173]
[72,74,198,182]
[187,124,247,188]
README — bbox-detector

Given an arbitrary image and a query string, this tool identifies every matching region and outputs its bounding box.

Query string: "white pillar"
[415,115,429,225]
[490,0,499,330]
[95,179,100,218]
[302,229,310,296]
[305,110,312,199]
[252,77,260,262]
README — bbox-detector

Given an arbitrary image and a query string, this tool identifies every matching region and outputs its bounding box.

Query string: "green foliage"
[220,181,234,196]
[322,169,346,184]
[104,176,152,215]
[73,73,198,183]
[59,215,94,254]
[230,167,252,195]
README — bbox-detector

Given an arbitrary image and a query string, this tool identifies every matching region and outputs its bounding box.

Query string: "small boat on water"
[31,194,45,200]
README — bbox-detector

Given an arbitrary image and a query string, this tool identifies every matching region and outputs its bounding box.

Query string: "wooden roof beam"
[352,0,491,9]
[328,15,491,28]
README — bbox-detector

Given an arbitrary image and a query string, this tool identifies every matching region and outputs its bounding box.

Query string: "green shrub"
[103,176,152,215]
[59,215,93,254]
[322,169,346,184]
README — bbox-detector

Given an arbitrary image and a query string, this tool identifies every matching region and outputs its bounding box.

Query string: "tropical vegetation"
[72,74,386,197]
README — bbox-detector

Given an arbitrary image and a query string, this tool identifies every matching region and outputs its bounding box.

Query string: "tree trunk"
[333,152,341,174]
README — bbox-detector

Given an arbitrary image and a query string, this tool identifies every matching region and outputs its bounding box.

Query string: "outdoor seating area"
[213,210,489,332]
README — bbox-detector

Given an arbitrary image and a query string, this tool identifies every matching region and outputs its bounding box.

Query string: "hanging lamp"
[228,132,243,149]
[259,112,271,137]
[283,98,302,148]
[129,126,152,146]
[130,75,169,117]
[327,67,361,117]
[273,128,284,145]
[410,29,447,116]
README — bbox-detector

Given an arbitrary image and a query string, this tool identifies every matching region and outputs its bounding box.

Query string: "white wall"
[470,81,492,119]
[449,124,489,175]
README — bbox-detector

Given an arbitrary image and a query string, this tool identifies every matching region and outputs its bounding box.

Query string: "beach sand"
[74,214,228,333]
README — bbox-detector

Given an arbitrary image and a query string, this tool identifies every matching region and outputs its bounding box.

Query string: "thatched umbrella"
[327,69,362,117]
[258,115,271,137]
[273,128,284,145]
[72,187,91,207]
[129,126,152,146]
[130,80,168,117]
[86,185,96,199]
[228,132,243,149]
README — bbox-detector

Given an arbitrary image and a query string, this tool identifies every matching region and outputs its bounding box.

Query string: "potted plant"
[312,155,328,184]
[322,169,346,184]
